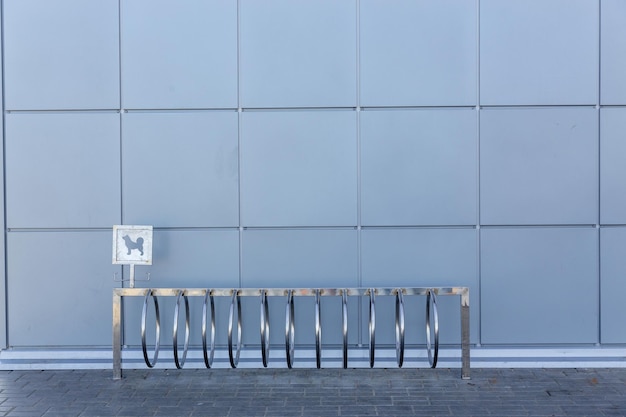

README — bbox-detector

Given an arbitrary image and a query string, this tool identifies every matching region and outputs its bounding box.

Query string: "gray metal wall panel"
[360,0,476,107]
[361,109,477,226]
[600,108,626,225]
[481,228,598,344]
[122,112,239,227]
[480,0,598,106]
[600,228,626,343]
[7,231,118,347]
[361,228,478,345]
[601,0,626,105]
[121,0,238,109]
[5,113,121,228]
[122,229,239,346]
[242,229,358,288]
[242,229,358,345]
[480,108,598,225]
[3,0,119,110]
[239,0,357,108]
[240,111,357,227]
[0,26,4,349]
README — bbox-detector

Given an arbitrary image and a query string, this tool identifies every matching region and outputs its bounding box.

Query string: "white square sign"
[112,225,153,265]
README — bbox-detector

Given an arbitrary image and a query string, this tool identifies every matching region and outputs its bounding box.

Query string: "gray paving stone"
[338,405,378,415]
[376,405,414,415]
[0,369,625,416]
[79,406,120,416]
[226,405,267,416]
[301,406,339,417]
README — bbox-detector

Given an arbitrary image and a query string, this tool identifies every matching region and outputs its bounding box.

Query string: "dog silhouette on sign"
[122,235,144,256]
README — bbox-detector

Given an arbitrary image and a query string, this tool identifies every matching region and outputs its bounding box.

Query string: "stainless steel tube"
[228,290,242,368]
[141,289,161,368]
[202,290,216,368]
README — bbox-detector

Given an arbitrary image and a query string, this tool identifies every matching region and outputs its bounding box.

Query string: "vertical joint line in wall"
[476,0,481,113]
[355,0,360,112]
[238,113,243,289]
[237,0,243,288]
[597,0,602,345]
[237,114,243,288]
[355,0,362,345]
[476,0,482,346]
[118,0,123,111]
[356,170,362,346]
[119,115,124,228]
[476,0,481,229]
[597,0,601,226]
[356,0,361,278]
[0,0,10,349]
[238,226,243,289]
[597,0,602,109]
[117,0,124,227]
[236,0,241,110]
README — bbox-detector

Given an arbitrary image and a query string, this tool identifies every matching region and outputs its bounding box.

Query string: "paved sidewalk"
[0,368,625,416]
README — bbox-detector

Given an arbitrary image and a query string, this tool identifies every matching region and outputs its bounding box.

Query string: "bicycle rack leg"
[368,289,375,368]
[113,290,122,380]
[461,288,471,380]
[315,289,322,369]
[285,290,295,369]
[342,291,348,369]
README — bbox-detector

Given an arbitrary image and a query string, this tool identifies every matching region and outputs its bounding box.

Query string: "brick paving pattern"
[1,368,625,416]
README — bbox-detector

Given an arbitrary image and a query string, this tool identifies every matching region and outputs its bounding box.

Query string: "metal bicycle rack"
[113,287,470,380]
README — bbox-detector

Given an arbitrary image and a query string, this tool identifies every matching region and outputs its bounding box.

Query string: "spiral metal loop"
[285,290,295,369]
[228,290,242,368]
[172,290,190,369]
[201,290,216,368]
[395,289,405,368]
[315,289,322,369]
[141,290,160,368]
[130,287,456,371]
[426,289,440,368]
[260,290,270,368]
[369,289,376,368]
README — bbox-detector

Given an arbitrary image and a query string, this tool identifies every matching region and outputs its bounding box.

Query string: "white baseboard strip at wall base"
[2,347,626,371]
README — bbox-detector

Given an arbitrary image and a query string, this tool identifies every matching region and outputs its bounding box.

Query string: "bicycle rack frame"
[113,287,470,380]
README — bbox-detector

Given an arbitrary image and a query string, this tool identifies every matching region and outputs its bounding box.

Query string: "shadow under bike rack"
[113,287,470,380]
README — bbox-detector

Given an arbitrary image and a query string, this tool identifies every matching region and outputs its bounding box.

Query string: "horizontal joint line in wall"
[6,227,242,233]
[478,104,598,110]
[361,225,477,230]
[7,227,116,233]
[136,226,240,232]
[359,105,476,111]
[5,109,122,114]
[478,224,598,229]
[240,107,357,112]
[241,226,357,231]
[122,108,238,113]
